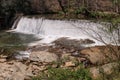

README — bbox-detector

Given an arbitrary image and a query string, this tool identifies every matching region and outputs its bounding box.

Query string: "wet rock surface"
[52,37,95,51]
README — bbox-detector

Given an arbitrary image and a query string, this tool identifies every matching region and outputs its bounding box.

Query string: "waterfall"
[12,16,119,45]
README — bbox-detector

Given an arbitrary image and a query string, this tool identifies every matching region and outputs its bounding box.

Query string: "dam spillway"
[12,16,119,46]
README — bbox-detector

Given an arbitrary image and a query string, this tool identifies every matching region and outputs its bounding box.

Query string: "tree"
[111,0,120,13]
[0,1,2,16]
[57,0,71,17]
[110,21,120,43]
[13,0,31,14]
[0,0,31,28]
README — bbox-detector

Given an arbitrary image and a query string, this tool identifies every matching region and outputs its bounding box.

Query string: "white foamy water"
[12,17,119,46]
[14,50,31,60]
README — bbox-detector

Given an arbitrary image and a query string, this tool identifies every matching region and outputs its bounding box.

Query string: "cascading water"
[10,16,120,59]
[12,16,119,46]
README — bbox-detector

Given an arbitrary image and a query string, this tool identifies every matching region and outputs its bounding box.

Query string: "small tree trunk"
[115,5,119,13]
[118,28,120,43]
[58,0,67,16]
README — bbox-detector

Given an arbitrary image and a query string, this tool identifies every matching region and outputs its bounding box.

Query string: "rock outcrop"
[53,37,95,51]
[80,46,120,65]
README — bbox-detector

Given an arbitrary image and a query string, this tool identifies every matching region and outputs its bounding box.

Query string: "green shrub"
[32,67,92,80]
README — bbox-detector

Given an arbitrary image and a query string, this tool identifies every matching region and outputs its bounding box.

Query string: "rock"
[64,61,76,67]
[61,53,71,60]
[0,52,61,80]
[0,61,34,80]
[30,51,58,63]
[10,62,30,80]
[30,65,41,75]
[71,51,80,57]
[0,58,6,63]
[11,72,25,80]
[90,62,118,79]
[53,37,95,51]
[78,58,86,62]
[90,67,100,79]
[0,62,27,80]
[51,64,58,68]
[31,45,49,51]
[82,51,105,64]
[80,46,117,64]
[61,53,78,63]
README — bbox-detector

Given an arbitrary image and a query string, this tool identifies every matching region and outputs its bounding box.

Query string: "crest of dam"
[12,16,119,46]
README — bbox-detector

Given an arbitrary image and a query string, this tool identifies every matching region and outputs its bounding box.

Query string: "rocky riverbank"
[0,37,119,80]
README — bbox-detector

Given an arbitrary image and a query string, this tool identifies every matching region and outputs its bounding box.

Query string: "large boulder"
[0,62,32,80]
[53,37,95,51]
[90,62,118,79]
[30,51,58,63]
[80,46,119,65]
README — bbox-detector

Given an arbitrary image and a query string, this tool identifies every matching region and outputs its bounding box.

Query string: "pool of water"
[0,31,41,56]
[0,31,41,46]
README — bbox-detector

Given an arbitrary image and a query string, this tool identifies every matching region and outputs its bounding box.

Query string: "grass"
[32,65,92,80]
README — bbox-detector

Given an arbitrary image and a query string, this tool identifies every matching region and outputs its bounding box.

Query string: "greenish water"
[0,31,41,56]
